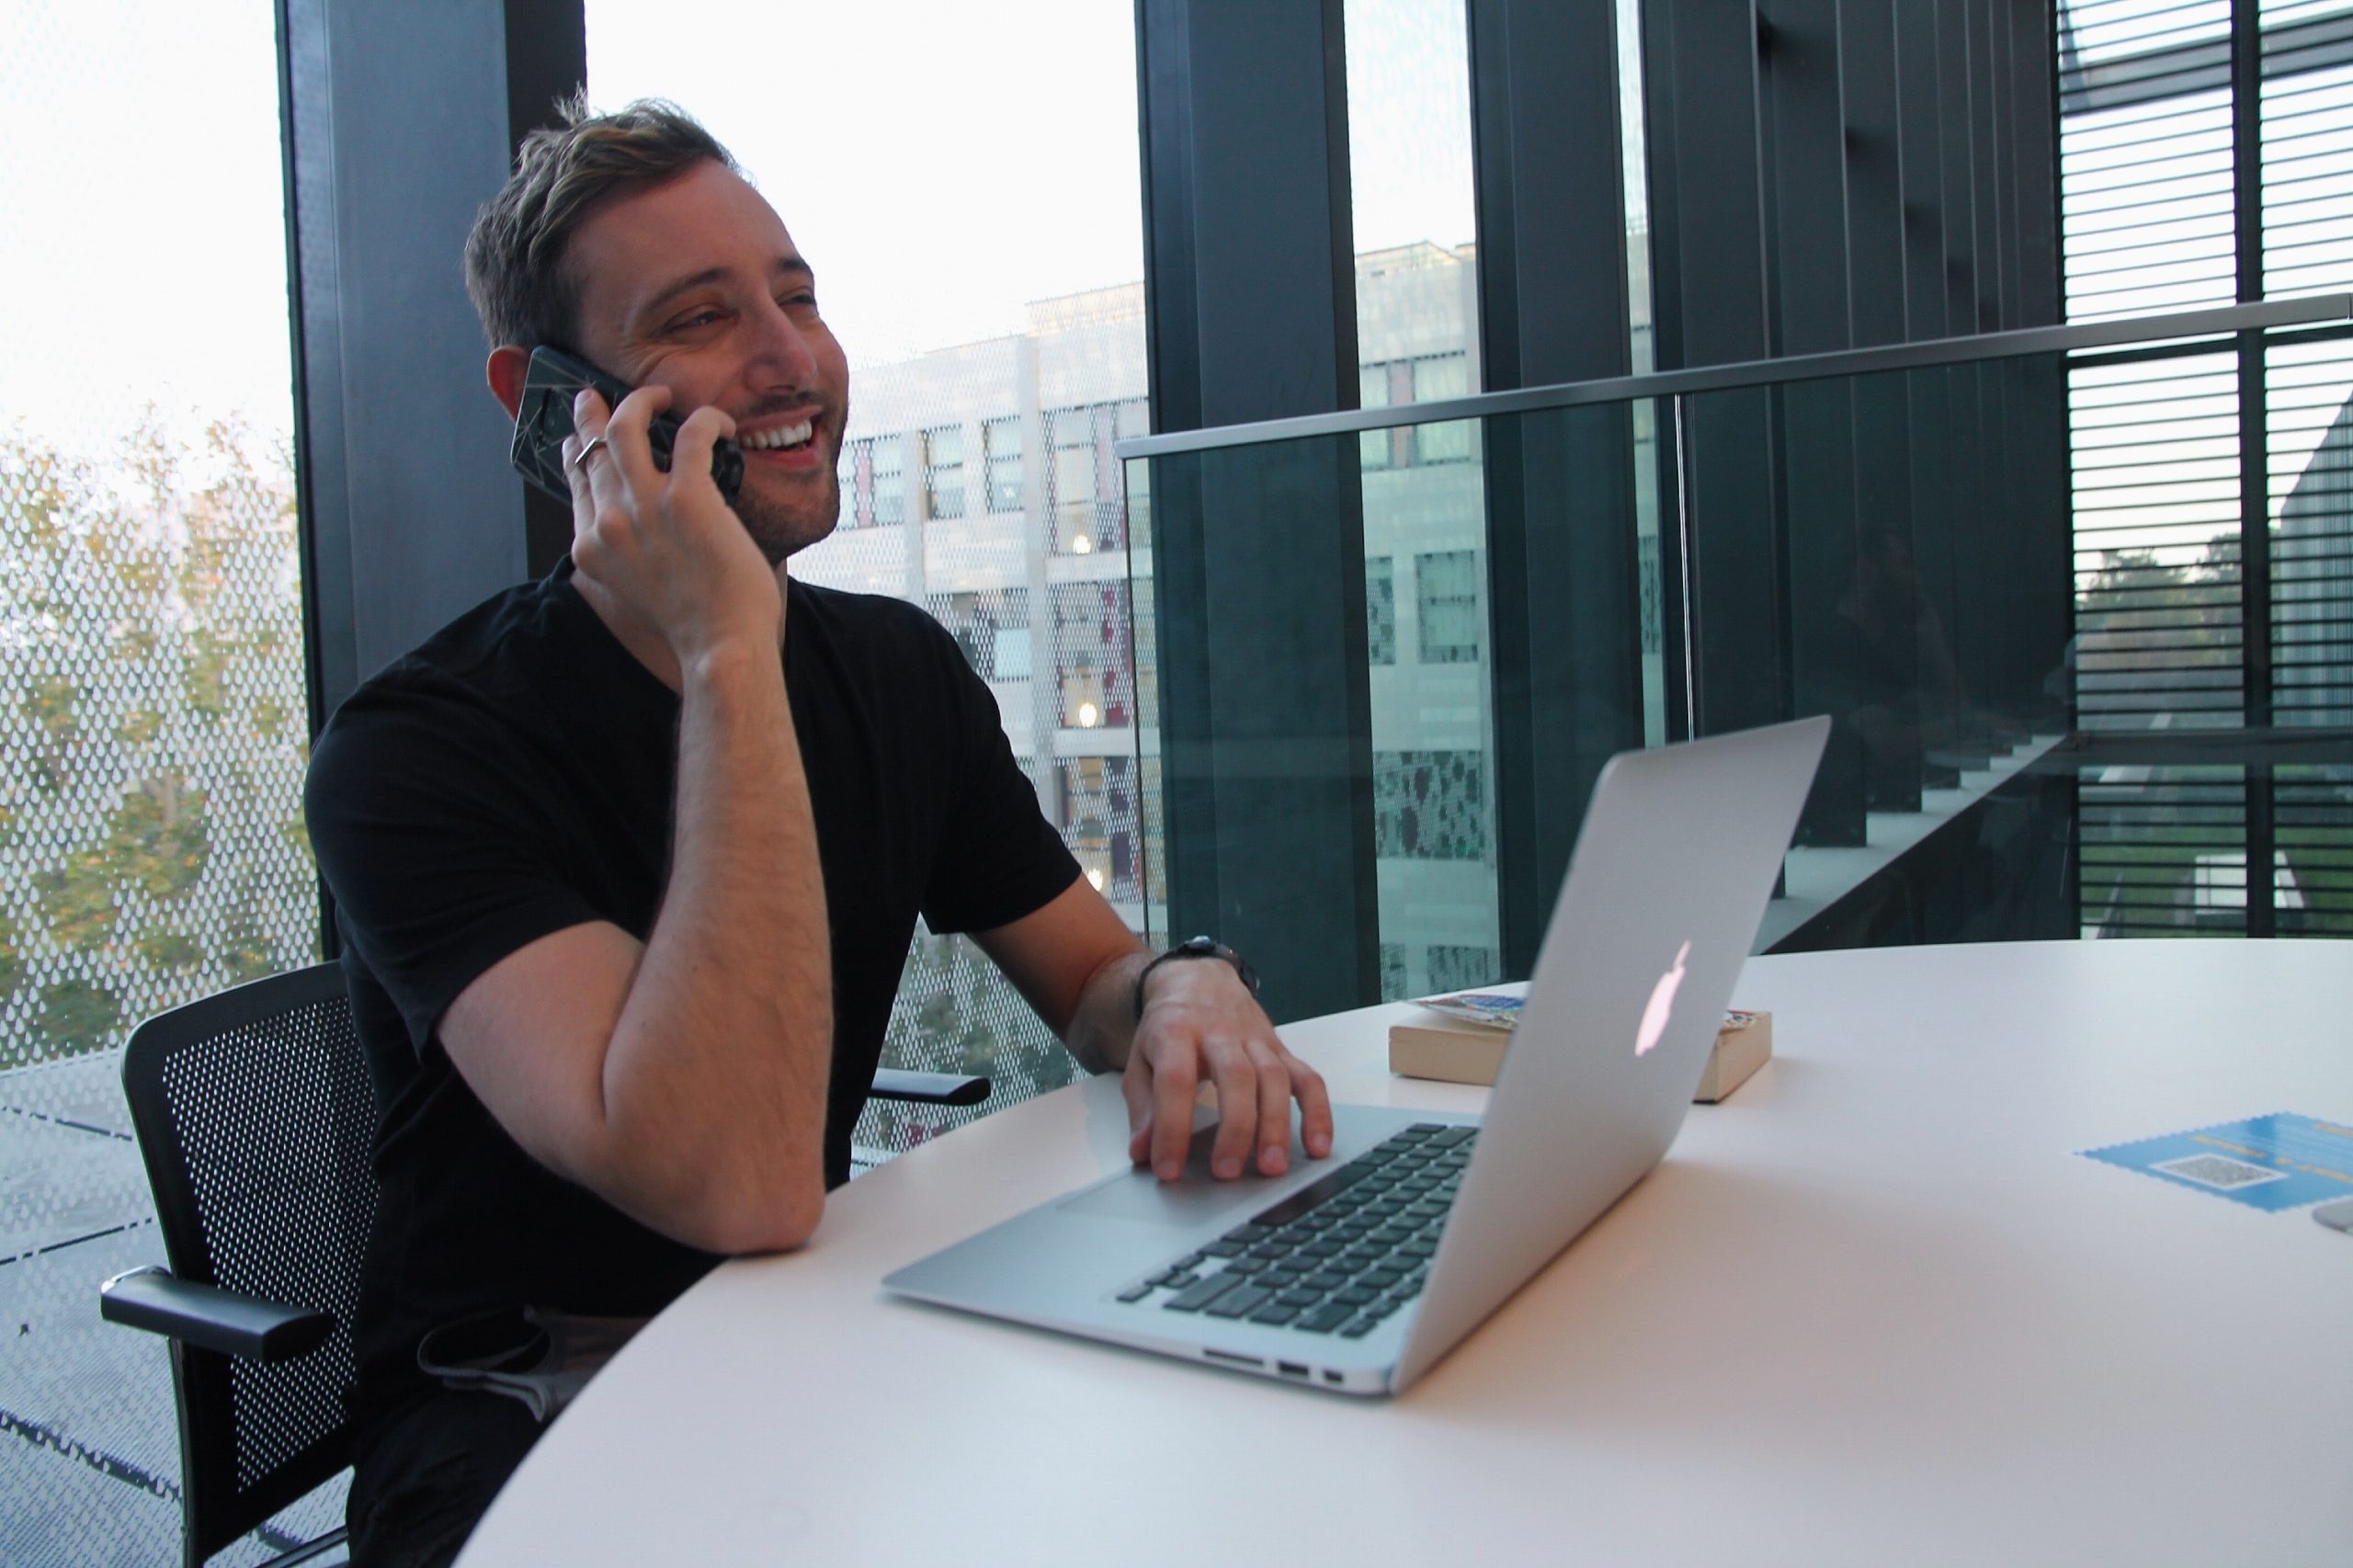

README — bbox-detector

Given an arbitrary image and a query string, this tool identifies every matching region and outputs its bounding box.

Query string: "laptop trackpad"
[1057,1125,1299,1228]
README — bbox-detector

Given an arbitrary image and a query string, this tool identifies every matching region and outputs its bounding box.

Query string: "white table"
[462,940,2353,1566]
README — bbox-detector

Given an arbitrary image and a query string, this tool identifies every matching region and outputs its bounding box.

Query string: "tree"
[0,412,315,1066]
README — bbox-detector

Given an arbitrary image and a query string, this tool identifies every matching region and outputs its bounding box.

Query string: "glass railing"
[1121,297,2353,1021]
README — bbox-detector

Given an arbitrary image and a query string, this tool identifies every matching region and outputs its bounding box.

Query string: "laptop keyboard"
[1115,1122,1475,1339]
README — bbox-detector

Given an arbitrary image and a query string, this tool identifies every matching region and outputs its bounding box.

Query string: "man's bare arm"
[437,389,833,1256]
[975,881,1333,1185]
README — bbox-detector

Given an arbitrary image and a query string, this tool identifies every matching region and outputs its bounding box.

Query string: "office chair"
[99,961,987,1567]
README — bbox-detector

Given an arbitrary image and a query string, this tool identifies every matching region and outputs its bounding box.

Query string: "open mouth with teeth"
[740,418,817,452]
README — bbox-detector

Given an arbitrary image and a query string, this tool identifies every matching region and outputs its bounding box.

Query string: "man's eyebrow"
[636,257,815,323]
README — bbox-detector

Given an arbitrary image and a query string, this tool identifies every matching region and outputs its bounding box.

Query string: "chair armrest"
[99,1266,335,1362]
[868,1069,990,1107]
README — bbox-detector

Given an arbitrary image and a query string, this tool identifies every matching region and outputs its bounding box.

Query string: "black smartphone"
[507,345,745,507]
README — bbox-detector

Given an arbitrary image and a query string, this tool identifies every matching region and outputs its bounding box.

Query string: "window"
[1367,555,1396,665]
[1051,581,1131,729]
[870,435,905,526]
[1060,756,1139,899]
[928,588,1028,679]
[922,425,964,519]
[2,2,325,1551]
[1050,407,1098,553]
[1359,364,1392,471]
[984,415,1023,512]
[1412,354,1473,464]
[995,626,1032,680]
[1416,549,1483,664]
[838,443,862,528]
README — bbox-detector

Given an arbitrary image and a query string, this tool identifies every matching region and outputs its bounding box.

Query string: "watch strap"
[1133,936,1258,1021]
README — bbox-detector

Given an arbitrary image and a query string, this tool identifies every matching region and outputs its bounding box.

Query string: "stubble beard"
[734,466,842,566]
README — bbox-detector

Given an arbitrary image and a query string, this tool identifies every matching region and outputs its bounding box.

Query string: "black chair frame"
[101,961,987,1566]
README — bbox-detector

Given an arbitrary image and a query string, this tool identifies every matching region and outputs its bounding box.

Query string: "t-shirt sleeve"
[306,684,605,1054]
[917,624,1082,935]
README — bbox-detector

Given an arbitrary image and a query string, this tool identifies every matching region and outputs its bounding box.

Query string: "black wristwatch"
[1133,935,1259,1021]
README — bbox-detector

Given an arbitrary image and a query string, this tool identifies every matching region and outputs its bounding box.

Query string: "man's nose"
[745,296,821,388]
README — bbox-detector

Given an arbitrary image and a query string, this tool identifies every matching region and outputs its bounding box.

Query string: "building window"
[1050,407,1098,553]
[1059,756,1138,899]
[1416,549,1482,664]
[995,626,1032,680]
[1374,750,1490,860]
[1427,943,1498,993]
[870,434,905,526]
[984,415,1023,513]
[928,588,1028,680]
[1359,363,1392,472]
[1367,555,1395,665]
[838,443,864,529]
[1412,354,1473,464]
[923,425,964,520]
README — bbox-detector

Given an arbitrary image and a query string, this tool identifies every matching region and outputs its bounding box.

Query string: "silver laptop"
[884,717,1830,1394]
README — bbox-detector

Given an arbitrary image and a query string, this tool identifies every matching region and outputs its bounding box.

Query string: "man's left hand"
[1125,960,1334,1183]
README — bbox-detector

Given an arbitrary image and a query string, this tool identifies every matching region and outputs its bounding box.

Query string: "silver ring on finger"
[570,435,611,472]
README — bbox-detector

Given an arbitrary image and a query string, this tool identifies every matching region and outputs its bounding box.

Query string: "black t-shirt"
[304,563,1079,1427]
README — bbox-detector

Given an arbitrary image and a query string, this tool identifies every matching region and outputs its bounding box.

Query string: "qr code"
[2154,1153,2287,1189]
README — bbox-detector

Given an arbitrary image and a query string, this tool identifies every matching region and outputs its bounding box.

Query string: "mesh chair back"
[121,963,381,1567]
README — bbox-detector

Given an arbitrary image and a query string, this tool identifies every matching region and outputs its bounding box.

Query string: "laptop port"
[1323,1370,1343,1384]
[1203,1348,1261,1368]
[1277,1361,1309,1379]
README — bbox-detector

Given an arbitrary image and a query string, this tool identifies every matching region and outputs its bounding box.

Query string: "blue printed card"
[2081,1113,2353,1211]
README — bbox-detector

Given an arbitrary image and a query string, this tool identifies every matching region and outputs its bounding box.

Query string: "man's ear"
[487,346,531,421]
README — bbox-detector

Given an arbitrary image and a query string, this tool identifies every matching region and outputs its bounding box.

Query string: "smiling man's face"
[564,160,849,562]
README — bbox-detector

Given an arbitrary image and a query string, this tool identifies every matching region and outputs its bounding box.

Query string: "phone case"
[509,347,745,506]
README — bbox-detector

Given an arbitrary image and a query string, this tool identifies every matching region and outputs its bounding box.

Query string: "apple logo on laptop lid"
[1635,941,1691,1057]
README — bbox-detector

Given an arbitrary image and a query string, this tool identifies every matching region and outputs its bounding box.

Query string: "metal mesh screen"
[0,2,322,1558]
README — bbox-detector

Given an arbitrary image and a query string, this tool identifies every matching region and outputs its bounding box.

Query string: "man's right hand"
[563,386,782,670]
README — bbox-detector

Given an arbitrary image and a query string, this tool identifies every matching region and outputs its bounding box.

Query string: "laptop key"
[1222,1224,1273,1244]
[1301,1271,1347,1291]
[1201,1240,1246,1259]
[1333,1287,1379,1306]
[1116,1282,1156,1302]
[1432,1127,1477,1148]
[1249,1303,1302,1326]
[1249,1160,1376,1230]
[1155,1268,1199,1288]
[1295,1302,1355,1334]
[1338,1316,1381,1338]
[1274,1289,1324,1308]
[1204,1284,1273,1320]
[1163,1273,1242,1312]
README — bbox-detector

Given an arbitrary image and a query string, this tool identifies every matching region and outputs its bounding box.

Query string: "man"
[304,97,1331,1566]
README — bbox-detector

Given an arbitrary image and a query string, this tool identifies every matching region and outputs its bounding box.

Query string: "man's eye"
[782,292,821,317]
[666,309,724,334]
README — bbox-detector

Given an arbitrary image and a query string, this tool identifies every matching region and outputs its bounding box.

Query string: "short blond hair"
[463,94,738,349]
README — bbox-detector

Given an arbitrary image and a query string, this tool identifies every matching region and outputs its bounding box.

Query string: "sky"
[0,2,298,456]
[0,0,1479,459]
[585,0,1480,367]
